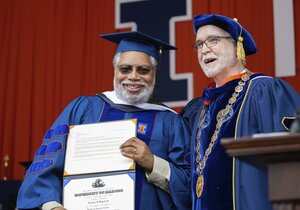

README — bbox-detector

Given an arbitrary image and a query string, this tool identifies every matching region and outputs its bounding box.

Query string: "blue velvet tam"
[100,31,176,60]
[193,14,258,55]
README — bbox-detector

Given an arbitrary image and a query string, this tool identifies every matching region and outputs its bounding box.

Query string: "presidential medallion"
[196,175,204,198]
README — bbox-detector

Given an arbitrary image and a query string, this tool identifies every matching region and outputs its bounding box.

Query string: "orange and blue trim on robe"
[26,124,69,175]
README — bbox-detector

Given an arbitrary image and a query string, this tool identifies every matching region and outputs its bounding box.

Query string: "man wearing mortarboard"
[181,14,300,210]
[17,31,191,210]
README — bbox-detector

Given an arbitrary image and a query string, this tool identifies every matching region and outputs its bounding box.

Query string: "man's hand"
[120,137,154,173]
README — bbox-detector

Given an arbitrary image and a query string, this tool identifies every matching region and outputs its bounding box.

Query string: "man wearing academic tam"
[17,31,191,210]
[181,14,300,210]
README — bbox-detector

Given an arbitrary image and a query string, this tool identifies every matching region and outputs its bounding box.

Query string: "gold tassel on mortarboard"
[233,18,246,63]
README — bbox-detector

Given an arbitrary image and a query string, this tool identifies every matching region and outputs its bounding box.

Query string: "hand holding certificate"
[120,137,154,174]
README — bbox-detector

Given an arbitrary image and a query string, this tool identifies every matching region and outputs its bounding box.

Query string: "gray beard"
[202,66,223,78]
[113,77,155,104]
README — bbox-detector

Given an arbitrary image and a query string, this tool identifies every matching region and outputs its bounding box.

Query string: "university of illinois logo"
[137,123,147,135]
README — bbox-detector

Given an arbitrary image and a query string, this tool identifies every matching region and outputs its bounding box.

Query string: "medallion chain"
[195,70,251,198]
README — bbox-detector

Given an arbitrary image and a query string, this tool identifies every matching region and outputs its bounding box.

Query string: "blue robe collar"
[202,69,259,102]
[202,78,240,102]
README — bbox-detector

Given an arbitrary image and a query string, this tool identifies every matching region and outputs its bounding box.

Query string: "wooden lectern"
[221,133,300,210]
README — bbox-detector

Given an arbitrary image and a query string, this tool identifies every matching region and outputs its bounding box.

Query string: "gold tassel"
[237,36,245,62]
[233,18,246,63]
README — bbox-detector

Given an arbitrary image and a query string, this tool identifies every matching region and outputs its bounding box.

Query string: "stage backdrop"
[0,0,299,180]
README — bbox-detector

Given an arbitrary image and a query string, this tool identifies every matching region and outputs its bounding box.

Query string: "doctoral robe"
[182,74,300,210]
[17,93,191,210]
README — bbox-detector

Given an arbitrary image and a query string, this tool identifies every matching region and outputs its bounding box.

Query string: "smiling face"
[113,51,156,104]
[196,25,243,85]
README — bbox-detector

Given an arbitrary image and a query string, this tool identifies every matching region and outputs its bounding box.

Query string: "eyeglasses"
[117,64,153,75]
[192,36,232,51]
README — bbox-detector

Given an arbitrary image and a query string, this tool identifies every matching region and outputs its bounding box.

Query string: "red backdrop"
[1,0,299,180]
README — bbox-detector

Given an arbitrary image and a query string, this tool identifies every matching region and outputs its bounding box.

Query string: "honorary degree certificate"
[63,119,137,210]
[63,172,135,210]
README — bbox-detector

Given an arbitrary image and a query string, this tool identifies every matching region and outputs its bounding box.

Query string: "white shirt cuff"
[145,155,170,192]
[41,201,63,210]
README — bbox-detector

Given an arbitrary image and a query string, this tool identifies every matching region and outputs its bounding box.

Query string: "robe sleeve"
[234,77,300,210]
[237,77,300,136]
[16,96,95,209]
[165,113,192,209]
[180,97,203,132]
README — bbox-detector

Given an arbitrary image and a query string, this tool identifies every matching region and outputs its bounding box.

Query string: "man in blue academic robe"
[181,14,300,210]
[17,31,191,210]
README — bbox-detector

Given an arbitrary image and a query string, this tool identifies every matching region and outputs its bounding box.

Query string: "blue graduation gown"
[17,94,191,210]
[182,74,300,210]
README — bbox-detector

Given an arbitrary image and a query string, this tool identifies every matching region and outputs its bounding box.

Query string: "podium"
[221,133,300,210]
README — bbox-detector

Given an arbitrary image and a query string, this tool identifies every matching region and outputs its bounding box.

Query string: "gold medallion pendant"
[196,175,204,198]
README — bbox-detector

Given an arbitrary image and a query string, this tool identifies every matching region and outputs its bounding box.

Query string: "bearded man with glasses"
[182,14,300,210]
[17,31,191,210]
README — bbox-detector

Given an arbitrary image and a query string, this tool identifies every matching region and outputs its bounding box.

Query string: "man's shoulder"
[180,97,203,118]
[250,73,273,82]
[184,97,203,110]
[249,74,295,91]
[76,95,104,104]
[65,95,105,111]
